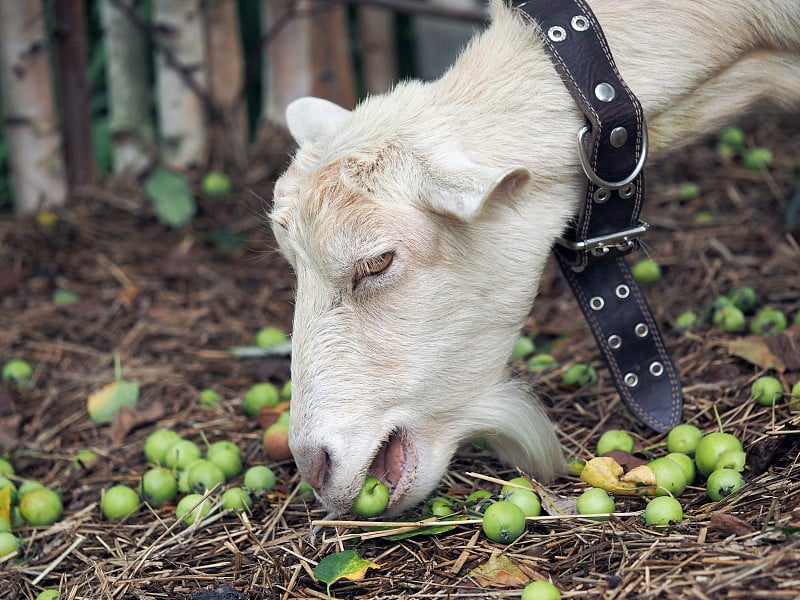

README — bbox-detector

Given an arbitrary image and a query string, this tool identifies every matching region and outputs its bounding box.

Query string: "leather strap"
[517,0,683,431]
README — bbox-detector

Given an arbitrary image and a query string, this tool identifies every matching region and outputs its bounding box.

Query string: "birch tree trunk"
[152,0,208,171]
[52,0,95,189]
[0,1,67,214]
[261,0,313,129]
[359,6,396,95]
[205,0,247,170]
[310,3,356,108]
[99,0,155,178]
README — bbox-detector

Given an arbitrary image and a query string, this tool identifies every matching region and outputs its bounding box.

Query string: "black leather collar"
[517,0,683,431]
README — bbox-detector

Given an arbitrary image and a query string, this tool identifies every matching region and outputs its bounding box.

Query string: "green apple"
[511,336,535,359]
[665,452,696,486]
[751,376,783,406]
[101,485,139,520]
[176,493,211,525]
[666,424,703,454]
[19,487,63,526]
[144,429,182,465]
[243,465,277,493]
[631,258,661,284]
[221,487,252,512]
[695,432,743,477]
[254,326,288,348]
[522,580,561,600]
[596,429,634,456]
[482,500,526,544]
[576,487,615,521]
[750,307,787,335]
[201,170,232,197]
[648,457,687,497]
[140,467,178,507]
[674,311,699,331]
[352,476,389,518]
[643,496,683,527]
[706,468,746,501]
[526,353,557,372]
[562,364,598,387]
[742,147,773,171]
[718,125,746,150]
[243,383,280,416]
[0,532,21,557]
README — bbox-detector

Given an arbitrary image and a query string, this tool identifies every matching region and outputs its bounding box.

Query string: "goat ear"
[427,162,531,223]
[285,97,352,146]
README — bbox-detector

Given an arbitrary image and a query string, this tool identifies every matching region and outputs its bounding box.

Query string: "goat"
[269,0,800,516]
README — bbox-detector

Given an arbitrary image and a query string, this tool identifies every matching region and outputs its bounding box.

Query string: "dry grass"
[1,110,799,599]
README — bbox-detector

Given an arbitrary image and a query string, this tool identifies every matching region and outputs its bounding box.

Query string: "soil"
[1,109,799,599]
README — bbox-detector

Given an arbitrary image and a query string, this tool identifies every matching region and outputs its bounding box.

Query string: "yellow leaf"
[0,485,11,524]
[87,380,140,424]
[580,457,657,496]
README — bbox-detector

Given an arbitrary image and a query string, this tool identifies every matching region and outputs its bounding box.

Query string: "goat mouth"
[368,429,413,505]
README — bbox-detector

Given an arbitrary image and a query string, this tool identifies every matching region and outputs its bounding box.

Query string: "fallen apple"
[643,496,683,527]
[101,485,139,520]
[596,429,634,456]
[751,376,783,407]
[706,468,746,501]
[481,500,526,544]
[19,487,63,526]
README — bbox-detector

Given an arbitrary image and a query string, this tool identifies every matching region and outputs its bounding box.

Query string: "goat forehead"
[283,157,421,251]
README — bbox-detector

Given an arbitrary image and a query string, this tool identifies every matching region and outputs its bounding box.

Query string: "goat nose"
[304,446,332,491]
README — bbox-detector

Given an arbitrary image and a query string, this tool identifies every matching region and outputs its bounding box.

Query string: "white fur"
[270,0,800,516]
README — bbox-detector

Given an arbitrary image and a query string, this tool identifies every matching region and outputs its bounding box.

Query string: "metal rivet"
[591,246,611,257]
[594,82,616,102]
[610,126,628,148]
[619,184,635,199]
[608,334,622,349]
[649,361,664,377]
[593,188,611,203]
[615,284,630,299]
[547,26,566,42]
[571,15,589,31]
[635,323,649,337]
[624,372,639,387]
[590,296,605,310]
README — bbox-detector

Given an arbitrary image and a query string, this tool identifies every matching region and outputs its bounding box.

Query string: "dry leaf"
[469,552,531,588]
[580,457,657,496]
[710,513,756,537]
[111,401,166,446]
[727,335,785,372]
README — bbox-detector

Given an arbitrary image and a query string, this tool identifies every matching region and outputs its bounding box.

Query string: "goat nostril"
[306,447,331,491]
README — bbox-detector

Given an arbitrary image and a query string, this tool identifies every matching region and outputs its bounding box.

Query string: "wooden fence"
[0,0,487,215]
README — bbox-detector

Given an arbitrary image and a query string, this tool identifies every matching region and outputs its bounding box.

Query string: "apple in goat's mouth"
[352,476,390,517]
[361,429,415,515]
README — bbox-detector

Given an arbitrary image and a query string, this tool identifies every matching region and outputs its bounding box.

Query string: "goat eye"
[353,252,394,287]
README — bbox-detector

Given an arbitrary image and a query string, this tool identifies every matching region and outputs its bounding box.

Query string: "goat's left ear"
[426,162,531,222]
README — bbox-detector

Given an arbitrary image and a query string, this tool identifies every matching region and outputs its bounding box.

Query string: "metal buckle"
[556,220,649,253]
[577,123,648,190]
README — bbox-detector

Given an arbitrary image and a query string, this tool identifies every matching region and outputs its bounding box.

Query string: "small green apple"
[352,476,389,518]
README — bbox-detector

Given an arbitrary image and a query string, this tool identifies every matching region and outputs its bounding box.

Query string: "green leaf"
[144,167,196,228]
[382,516,464,540]
[313,550,380,594]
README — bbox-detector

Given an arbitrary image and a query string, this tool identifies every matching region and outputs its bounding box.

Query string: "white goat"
[270,0,800,517]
